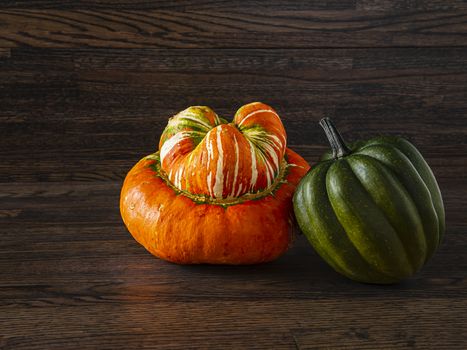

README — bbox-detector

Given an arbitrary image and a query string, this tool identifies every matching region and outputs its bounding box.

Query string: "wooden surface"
[1,1,467,349]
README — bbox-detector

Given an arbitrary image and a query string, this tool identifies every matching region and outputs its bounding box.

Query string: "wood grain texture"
[1,1,467,48]
[1,1,467,349]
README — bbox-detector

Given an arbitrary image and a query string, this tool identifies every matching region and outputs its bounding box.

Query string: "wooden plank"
[1,298,466,349]
[1,48,466,183]
[0,48,10,57]
[0,1,358,11]
[1,3,466,349]
[0,230,465,284]
[0,178,464,227]
[1,0,467,11]
[1,7,467,48]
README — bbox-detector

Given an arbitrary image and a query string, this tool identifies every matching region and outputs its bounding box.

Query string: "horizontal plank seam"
[4,45,467,51]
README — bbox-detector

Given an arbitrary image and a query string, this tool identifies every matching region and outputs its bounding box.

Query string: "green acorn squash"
[293,118,445,284]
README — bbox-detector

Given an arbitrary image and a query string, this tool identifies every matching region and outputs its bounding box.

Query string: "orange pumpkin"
[120,102,310,264]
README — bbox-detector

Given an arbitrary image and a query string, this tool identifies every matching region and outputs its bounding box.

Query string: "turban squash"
[120,102,309,264]
[293,118,445,283]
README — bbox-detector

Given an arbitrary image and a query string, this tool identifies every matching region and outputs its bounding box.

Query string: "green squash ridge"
[384,137,445,241]
[297,163,361,279]
[357,144,440,261]
[293,172,348,277]
[346,154,427,271]
[294,162,396,283]
[318,163,398,283]
[355,136,444,240]
[326,159,414,279]
[357,142,441,255]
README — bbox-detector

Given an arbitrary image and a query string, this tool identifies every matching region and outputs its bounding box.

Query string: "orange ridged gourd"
[120,102,310,264]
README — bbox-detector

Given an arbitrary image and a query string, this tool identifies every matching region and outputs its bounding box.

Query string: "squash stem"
[319,118,351,159]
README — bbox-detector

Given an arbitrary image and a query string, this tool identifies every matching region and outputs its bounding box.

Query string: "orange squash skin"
[120,148,309,264]
[121,102,309,264]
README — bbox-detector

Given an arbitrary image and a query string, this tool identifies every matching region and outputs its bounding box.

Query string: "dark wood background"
[1,1,467,349]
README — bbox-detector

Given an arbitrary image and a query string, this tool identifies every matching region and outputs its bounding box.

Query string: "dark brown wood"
[1,2,467,48]
[1,1,467,349]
